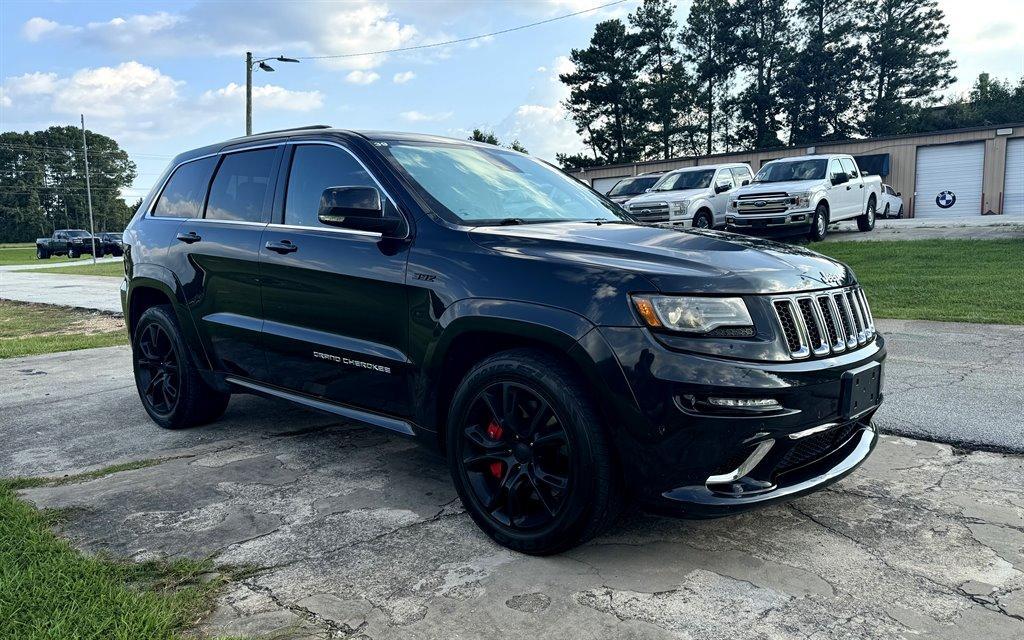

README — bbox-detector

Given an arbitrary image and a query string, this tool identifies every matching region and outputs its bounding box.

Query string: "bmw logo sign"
[936,191,956,209]
[754,200,767,207]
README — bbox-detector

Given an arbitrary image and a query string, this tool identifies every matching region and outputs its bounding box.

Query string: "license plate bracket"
[840,362,882,419]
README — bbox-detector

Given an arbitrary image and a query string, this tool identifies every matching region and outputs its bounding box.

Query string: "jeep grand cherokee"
[121,127,884,555]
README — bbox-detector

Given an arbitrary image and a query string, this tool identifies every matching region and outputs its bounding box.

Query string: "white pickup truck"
[725,154,882,241]
[622,163,753,229]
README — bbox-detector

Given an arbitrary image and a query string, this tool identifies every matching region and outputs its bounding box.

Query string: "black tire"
[95,249,105,258]
[446,349,623,555]
[132,305,230,429]
[897,204,904,218]
[883,203,890,218]
[68,247,79,259]
[807,203,829,242]
[692,210,713,229]
[857,197,876,232]
[37,246,50,259]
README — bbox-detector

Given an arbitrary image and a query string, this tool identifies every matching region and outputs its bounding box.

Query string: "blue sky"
[2,0,1021,202]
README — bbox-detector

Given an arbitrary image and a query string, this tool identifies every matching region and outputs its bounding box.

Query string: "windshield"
[382,141,626,225]
[65,230,90,237]
[653,169,714,191]
[755,159,827,183]
[607,176,658,196]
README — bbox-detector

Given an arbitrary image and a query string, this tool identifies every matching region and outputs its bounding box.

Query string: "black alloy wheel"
[135,322,180,416]
[460,381,571,530]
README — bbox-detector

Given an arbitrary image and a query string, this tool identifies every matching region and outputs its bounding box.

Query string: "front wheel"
[858,198,876,232]
[692,210,713,229]
[68,248,79,259]
[133,305,230,429]
[447,349,622,555]
[37,247,50,259]
[807,203,829,242]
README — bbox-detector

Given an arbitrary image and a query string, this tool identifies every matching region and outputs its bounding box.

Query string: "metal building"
[571,123,1024,218]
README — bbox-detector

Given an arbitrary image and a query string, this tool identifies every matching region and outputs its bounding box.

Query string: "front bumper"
[584,326,885,517]
[726,210,812,234]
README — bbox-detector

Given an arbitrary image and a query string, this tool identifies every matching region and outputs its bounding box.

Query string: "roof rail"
[258,124,333,135]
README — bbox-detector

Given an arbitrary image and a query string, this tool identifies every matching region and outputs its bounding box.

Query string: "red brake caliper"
[486,421,504,478]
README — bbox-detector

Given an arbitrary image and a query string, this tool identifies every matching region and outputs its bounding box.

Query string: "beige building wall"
[573,124,1024,216]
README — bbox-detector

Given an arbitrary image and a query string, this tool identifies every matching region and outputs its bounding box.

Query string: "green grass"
[0,300,127,359]
[814,239,1024,325]
[0,478,243,640]
[0,244,78,265]
[25,260,125,277]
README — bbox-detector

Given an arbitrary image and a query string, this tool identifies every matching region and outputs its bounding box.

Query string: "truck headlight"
[670,201,688,215]
[789,192,812,208]
[632,295,753,334]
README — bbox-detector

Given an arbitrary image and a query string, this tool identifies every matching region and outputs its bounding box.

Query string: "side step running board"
[225,377,416,437]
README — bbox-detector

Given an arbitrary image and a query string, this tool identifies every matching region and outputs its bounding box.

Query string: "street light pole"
[245,52,253,136]
[245,53,299,136]
[80,114,97,265]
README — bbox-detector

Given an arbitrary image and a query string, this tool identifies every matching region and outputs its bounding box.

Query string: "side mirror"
[715,183,731,194]
[317,186,400,235]
[896,191,902,197]
[741,179,750,186]
[831,172,849,186]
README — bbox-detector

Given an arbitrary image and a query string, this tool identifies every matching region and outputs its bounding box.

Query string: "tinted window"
[285,145,384,228]
[152,157,215,218]
[840,158,859,178]
[608,176,659,197]
[206,149,277,223]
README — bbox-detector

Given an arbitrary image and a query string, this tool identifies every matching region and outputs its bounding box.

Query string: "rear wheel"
[857,198,876,232]
[807,203,829,242]
[133,305,230,429]
[447,349,622,555]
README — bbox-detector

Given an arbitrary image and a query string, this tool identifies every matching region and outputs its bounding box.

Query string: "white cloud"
[200,83,323,112]
[400,110,453,122]
[4,72,60,96]
[0,89,10,108]
[393,71,416,84]
[345,70,381,85]
[494,56,584,161]
[22,17,76,41]
[52,62,183,119]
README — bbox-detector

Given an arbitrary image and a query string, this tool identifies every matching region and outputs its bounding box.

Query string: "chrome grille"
[627,202,670,223]
[770,286,875,359]
[735,192,791,215]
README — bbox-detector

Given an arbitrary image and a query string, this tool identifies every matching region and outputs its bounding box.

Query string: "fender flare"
[126,263,213,372]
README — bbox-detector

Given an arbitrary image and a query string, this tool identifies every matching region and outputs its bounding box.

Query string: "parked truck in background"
[36,229,104,259]
[726,155,882,241]
[604,173,664,204]
[623,163,753,229]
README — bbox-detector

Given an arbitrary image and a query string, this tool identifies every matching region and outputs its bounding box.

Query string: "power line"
[288,0,631,61]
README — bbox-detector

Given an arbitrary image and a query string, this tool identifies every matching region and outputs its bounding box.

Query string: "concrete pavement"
[826,216,1024,242]
[0,268,123,314]
[2,346,1022,639]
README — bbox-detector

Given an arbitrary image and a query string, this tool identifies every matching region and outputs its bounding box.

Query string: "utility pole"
[245,53,299,136]
[80,114,97,264]
[246,52,253,136]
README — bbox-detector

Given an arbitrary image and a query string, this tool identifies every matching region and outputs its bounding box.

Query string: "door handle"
[859,184,864,189]
[846,186,852,190]
[265,240,298,254]
[176,231,201,244]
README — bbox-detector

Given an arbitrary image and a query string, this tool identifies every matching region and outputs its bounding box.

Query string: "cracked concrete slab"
[2,336,1023,638]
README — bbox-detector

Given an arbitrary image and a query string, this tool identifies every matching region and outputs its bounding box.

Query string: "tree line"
[0,127,139,243]
[556,0,1021,170]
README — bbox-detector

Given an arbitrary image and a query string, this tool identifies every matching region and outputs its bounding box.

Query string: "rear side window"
[840,158,859,178]
[730,167,752,184]
[284,144,394,228]
[152,157,216,218]
[205,148,277,223]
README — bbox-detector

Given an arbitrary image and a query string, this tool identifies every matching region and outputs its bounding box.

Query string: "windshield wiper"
[498,218,525,225]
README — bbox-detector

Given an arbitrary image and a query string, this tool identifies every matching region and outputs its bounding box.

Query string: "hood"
[470,222,854,294]
[625,188,705,205]
[733,180,821,196]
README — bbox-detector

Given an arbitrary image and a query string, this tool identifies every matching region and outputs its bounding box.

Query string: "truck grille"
[770,286,875,359]
[627,201,670,223]
[735,192,790,215]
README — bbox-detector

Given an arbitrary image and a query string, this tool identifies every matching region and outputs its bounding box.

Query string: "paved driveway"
[2,347,1022,639]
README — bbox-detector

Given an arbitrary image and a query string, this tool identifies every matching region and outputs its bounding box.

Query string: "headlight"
[669,201,689,215]
[729,200,738,209]
[632,295,753,334]
[789,192,812,208]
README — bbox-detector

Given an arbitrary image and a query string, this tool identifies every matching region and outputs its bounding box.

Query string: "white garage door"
[591,176,630,194]
[914,142,985,218]
[1004,138,1024,216]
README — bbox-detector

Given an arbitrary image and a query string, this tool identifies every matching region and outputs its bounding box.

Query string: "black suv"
[121,127,884,554]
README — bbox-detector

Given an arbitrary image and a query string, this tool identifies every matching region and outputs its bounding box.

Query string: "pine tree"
[679,0,739,155]
[560,19,645,163]
[468,129,500,145]
[781,0,863,144]
[861,0,956,136]
[733,0,794,149]
[629,0,690,159]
